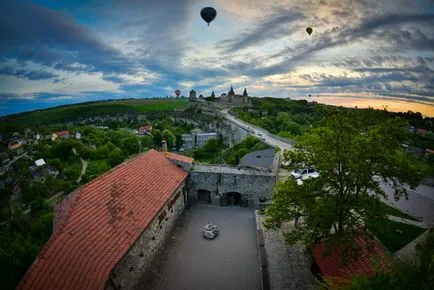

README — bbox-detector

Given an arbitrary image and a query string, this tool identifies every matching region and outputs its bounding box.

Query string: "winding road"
[220,108,434,225]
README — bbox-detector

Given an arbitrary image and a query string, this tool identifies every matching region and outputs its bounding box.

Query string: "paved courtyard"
[136,205,261,290]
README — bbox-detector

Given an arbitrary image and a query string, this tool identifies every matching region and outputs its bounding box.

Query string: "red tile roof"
[163,152,193,164]
[55,130,70,137]
[313,234,393,282]
[18,149,188,290]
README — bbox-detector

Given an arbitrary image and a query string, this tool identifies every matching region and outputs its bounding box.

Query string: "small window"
[129,267,134,272]
[158,211,167,224]
[139,252,144,257]
[302,170,307,174]
[308,168,314,173]
[151,236,155,240]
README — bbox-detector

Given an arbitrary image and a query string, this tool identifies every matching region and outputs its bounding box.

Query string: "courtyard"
[136,205,261,290]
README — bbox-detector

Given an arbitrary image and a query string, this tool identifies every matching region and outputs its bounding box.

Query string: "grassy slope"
[381,203,420,221]
[4,99,188,125]
[368,219,425,252]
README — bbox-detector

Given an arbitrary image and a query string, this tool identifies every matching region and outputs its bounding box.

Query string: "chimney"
[162,139,168,152]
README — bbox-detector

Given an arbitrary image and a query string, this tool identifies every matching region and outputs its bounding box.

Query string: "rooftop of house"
[18,149,189,290]
[163,151,193,164]
[35,159,46,167]
[238,149,275,169]
[54,130,70,136]
[313,234,393,283]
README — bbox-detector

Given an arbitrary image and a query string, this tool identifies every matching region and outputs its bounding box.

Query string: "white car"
[290,168,320,180]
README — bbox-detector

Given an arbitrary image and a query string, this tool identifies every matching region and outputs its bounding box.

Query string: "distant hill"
[1,98,188,125]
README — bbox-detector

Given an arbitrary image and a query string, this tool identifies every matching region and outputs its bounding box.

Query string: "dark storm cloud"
[0,66,58,80]
[0,0,132,74]
[218,10,305,53]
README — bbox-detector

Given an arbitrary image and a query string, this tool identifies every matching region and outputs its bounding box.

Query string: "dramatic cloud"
[0,0,433,116]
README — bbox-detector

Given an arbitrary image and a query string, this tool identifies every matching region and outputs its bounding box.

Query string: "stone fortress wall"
[106,183,187,290]
[188,165,277,206]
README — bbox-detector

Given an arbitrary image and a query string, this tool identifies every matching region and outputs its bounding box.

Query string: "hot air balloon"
[175,89,181,97]
[201,7,217,26]
[306,27,313,36]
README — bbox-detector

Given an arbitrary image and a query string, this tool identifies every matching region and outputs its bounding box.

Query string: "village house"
[35,158,46,167]
[8,140,23,150]
[312,234,393,286]
[137,124,153,135]
[18,150,192,290]
[54,130,70,140]
[74,131,81,139]
[416,128,426,137]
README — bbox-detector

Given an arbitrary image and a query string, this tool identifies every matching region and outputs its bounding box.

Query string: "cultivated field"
[3,99,188,125]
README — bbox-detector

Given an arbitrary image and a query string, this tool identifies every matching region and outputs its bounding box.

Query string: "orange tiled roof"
[163,151,193,163]
[313,233,393,281]
[54,130,69,136]
[18,149,188,290]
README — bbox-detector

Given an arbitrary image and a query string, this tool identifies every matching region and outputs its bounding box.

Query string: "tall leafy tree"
[265,109,426,248]
[152,129,162,147]
[162,129,176,149]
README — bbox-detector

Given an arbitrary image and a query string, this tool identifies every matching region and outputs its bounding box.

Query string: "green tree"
[120,137,140,156]
[175,133,184,149]
[109,148,124,167]
[265,109,425,250]
[152,129,162,147]
[140,136,154,151]
[162,129,176,149]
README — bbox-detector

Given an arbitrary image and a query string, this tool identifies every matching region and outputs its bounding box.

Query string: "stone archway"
[197,189,211,204]
[224,192,242,206]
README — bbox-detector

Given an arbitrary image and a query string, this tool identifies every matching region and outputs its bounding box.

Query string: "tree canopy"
[265,109,426,249]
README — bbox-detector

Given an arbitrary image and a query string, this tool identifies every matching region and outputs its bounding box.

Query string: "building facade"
[18,150,190,290]
[182,129,217,149]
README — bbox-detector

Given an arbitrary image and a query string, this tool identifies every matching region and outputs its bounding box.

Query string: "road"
[220,109,294,152]
[379,183,434,225]
[220,108,434,225]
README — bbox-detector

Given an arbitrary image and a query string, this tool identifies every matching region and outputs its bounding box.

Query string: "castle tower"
[211,90,215,98]
[189,89,197,102]
[228,85,235,96]
[243,88,248,97]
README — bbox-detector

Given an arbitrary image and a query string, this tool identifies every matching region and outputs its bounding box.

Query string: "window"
[129,267,134,272]
[167,191,181,210]
[158,211,166,224]
[308,168,314,173]
[139,252,144,257]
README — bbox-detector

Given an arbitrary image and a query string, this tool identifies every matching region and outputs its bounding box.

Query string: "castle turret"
[211,90,215,98]
[243,88,248,97]
[189,89,197,102]
[228,85,235,96]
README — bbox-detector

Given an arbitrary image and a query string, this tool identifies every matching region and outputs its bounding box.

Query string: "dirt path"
[76,158,88,184]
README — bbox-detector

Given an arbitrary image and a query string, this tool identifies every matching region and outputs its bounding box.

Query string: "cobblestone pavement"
[136,205,261,290]
[256,212,316,290]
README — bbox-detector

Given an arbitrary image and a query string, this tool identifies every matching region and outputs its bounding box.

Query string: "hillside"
[1,99,188,125]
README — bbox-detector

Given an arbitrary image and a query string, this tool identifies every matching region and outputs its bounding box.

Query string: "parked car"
[290,168,320,180]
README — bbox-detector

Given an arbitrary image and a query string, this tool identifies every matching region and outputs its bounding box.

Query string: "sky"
[0,0,433,116]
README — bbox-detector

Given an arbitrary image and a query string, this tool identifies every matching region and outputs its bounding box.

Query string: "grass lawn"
[381,202,420,221]
[5,99,188,125]
[368,219,426,252]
